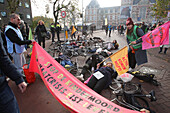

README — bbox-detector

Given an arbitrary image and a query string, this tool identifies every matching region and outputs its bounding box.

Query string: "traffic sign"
[61,11,66,18]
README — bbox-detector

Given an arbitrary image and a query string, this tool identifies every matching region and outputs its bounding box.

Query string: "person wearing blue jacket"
[0,31,27,113]
[108,24,112,37]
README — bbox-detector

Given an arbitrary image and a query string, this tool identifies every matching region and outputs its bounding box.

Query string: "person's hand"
[131,41,136,45]
[97,63,100,69]
[18,82,27,93]
[130,45,133,50]
[31,39,35,44]
[140,109,150,113]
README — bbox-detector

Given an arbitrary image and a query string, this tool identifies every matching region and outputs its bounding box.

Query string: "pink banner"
[142,21,170,50]
[29,42,140,113]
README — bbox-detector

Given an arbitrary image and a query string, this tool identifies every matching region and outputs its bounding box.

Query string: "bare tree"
[6,0,21,13]
[51,0,80,26]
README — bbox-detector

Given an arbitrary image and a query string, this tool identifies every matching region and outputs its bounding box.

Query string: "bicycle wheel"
[109,80,122,94]
[69,67,80,77]
[123,82,140,94]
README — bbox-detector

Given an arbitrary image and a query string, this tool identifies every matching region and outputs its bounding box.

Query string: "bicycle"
[68,57,92,82]
[109,79,156,113]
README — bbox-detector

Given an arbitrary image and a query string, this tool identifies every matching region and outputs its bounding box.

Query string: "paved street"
[9,30,170,113]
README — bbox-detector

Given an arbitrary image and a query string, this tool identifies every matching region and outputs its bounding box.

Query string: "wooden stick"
[128,37,142,45]
[98,46,128,65]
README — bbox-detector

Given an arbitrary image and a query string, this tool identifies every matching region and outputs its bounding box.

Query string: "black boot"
[159,47,163,53]
[164,48,168,54]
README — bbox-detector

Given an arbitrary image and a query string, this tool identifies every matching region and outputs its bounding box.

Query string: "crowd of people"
[1,11,168,113]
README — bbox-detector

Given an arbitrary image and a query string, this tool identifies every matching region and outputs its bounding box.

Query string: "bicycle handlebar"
[149,90,157,101]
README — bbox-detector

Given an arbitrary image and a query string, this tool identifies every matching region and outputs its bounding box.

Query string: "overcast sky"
[31,0,121,18]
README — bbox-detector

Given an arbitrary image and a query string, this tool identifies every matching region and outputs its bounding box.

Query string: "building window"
[19,2,22,6]
[90,10,92,15]
[0,0,4,3]
[110,9,113,13]
[140,7,146,19]
[132,14,136,19]
[105,10,108,14]
[86,16,88,21]
[1,11,6,17]
[25,2,29,8]
[90,16,92,21]
[112,16,115,20]
[26,14,30,19]
[19,14,24,20]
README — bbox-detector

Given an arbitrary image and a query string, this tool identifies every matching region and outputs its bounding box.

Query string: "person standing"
[0,29,27,113]
[35,20,47,48]
[5,13,33,74]
[105,24,108,36]
[141,22,148,34]
[112,25,115,33]
[56,22,61,41]
[19,20,27,49]
[126,17,148,69]
[90,25,94,37]
[150,23,156,31]
[108,24,112,37]
[50,23,55,42]
[70,25,76,39]
[158,22,169,54]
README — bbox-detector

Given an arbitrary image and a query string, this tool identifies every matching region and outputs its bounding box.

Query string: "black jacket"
[35,24,47,38]
[5,22,32,45]
[0,33,24,91]
[98,66,117,88]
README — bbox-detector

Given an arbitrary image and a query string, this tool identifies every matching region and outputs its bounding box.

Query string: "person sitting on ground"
[112,40,119,49]
[104,40,119,50]
[56,52,73,67]
[86,62,118,94]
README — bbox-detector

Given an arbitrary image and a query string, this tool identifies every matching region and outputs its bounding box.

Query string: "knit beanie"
[126,17,134,25]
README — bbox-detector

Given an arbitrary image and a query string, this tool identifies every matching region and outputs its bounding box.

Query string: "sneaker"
[76,75,84,81]
[6,78,10,82]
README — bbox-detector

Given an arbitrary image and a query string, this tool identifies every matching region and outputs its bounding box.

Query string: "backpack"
[130,71,160,86]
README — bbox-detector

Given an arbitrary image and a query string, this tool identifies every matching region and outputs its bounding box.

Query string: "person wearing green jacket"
[126,18,148,69]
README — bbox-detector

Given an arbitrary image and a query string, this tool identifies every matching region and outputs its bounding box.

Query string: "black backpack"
[130,71,160,86]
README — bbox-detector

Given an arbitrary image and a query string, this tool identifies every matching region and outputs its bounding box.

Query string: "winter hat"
[126,17,134,25]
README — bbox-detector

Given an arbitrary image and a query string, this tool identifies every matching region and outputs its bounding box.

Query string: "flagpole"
[128,37,142,45]
[98,46,128,65]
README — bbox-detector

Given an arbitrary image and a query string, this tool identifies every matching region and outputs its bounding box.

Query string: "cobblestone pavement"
[10,30,170,113]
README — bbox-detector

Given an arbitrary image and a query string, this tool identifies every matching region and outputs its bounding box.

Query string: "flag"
[29,42,139,113]
[110,46,129,75]
[142,21,170,50]
[105,18,107,25]
[71,26,76,35]
[28,28,33,48]
[65,30,68,39]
